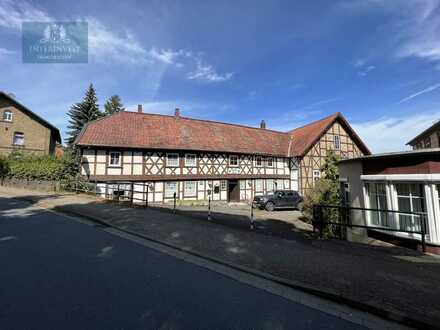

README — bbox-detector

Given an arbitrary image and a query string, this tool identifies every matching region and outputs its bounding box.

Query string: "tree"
[66,84,101,146]
[302,150,341,236]
[104,95,124,115]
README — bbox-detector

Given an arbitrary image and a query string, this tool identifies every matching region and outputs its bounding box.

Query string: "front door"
[228,180,240,202]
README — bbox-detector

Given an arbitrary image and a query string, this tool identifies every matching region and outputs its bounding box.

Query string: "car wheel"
[265,202,275,212]
[297,202,304,212]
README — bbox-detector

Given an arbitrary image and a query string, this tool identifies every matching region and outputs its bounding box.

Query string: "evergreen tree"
[66,84,101,146]
[104,95,124,115]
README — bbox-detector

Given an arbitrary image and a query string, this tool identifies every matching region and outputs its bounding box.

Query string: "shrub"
[6,151,80,184]
[302,150,341,237]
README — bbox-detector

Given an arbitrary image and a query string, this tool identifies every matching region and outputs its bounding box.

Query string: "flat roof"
[338,148,440,163]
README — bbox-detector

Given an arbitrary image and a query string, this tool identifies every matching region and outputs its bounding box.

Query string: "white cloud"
[148,47,192,65]
[0,0,51,29]
[0,47,15,56]
[398,83,440,103]
[353,111,440,153]
[187,59,233,82]
[86,18,148,64]
[343,0,440,65]
[358,65,376,76]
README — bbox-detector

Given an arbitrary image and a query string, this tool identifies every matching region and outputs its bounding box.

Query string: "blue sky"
[1,0,440,152]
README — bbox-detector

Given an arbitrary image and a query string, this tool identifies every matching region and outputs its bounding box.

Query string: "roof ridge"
[121,110,289,135]
[288,112,340,133]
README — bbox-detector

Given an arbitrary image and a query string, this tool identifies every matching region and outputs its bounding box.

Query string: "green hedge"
[4,151,79,182]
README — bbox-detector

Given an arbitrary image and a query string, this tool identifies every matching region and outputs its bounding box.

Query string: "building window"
[12,132,24,146]
[255,156,262,167]
[255,179,263,191]
[266,157,273,167]
[184,181,196,196]
[185,154,196,167]
[109,152,121,166]
[334,135,340,150]
[165,182,178,198]
[240,180,246,189]
[3,110,12,122]
[396,183,426,232]
[366,182,388,227]
[229,155,238,166]
[167,153,179,167]
[313,170,321,181]
[220,180,227,190]
[276,179,284,190]
[424,137,431,148]
[267,179,274,192]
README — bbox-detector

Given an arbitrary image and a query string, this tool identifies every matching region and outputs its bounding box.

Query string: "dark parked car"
[252,190,303,212]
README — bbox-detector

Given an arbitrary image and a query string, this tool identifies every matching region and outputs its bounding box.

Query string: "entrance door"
[228,180,240,202]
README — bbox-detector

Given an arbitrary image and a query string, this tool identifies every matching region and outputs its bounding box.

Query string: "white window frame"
[165,182,178,198]
[255,156,263,167]
[3,110,12,122]
[395,183,426,232]
[255,179,263,192]
[266,157,273,167]
[313,170,321,181]
[108,151,121,167]
[184,181,196,196]
[229,155,239,167]
[267,179,274,192]
[12,132,24,146]
[334,135,341,150]
[184,153,196,167]
[166,153,179,167]
[220,180,227,190]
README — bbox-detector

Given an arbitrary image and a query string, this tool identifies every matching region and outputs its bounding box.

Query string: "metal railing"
[70,180,259,229]
[312,204,428,252]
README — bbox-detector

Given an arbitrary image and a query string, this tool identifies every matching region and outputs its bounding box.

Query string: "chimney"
[137,104,143,113]
[175,108,180,118]
[260,120,266,129]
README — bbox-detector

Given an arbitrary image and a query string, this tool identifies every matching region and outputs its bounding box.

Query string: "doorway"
[228,180,240,202]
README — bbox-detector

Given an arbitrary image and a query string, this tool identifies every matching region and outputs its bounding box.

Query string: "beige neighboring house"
[0,92,61,156]
[407,120,440,150]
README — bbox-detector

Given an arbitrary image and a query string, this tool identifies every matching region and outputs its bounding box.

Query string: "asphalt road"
[0,197,365,330]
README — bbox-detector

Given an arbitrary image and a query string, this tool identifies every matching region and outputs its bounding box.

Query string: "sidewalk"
[1,186,440,329]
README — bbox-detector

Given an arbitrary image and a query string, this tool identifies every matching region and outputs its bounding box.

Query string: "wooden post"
[173,192,176,213]
[130,182,134,205]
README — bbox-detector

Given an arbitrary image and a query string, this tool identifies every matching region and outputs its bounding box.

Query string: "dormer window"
[3,110,12,122]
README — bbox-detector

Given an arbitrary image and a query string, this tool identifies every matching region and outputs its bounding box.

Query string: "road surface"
[0,196,366,329]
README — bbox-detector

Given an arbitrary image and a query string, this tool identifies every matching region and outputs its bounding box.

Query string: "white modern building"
[338,149,440,251]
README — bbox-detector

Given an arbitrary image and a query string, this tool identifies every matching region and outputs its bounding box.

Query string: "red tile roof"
[287,112,370,156]
[76,111,291,156]
[76,111,370,157]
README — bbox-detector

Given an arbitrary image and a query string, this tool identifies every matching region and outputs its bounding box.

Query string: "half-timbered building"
[75,107,369,203]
